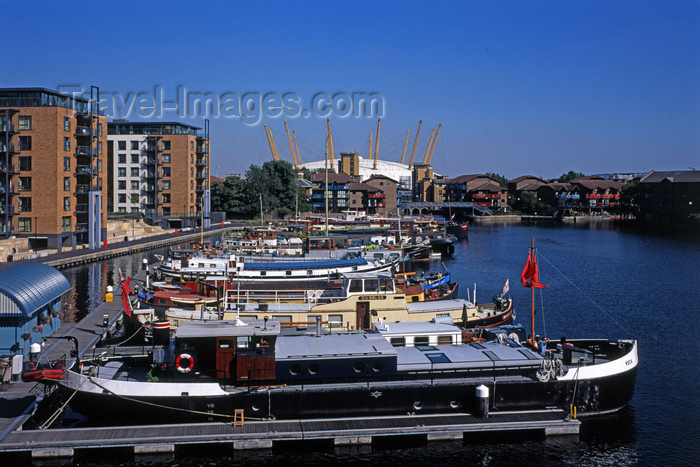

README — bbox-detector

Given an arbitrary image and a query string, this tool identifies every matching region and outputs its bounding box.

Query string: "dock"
[0,410,578,461]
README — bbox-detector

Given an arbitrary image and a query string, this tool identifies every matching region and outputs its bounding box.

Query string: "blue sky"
[3,0,699,179]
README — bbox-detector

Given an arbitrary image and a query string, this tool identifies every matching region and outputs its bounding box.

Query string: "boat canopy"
[0,263,70,321]
[244,257,367,271]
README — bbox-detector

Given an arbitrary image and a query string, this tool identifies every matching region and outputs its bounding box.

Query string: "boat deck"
[0,409,579,460]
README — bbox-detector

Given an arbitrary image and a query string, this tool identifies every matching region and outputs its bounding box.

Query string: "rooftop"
[108,121,203,136]
[0,263,70,320]
[0,87,98,114]
[640,170,700,184]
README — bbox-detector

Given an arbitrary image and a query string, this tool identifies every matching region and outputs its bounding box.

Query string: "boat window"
[352,266,358,271]
[390,337,406,347]
[286,271,292,276]
[328,314,343,328]
[307,315,321,325]
[236,336,251,349]
[416,344,437,351]
[307,270,313,276]
[308,363,320,374]
[198,263,204,268]
[276,315,292,323]
[437,336,453,345]
[260,271,266,276]
[426,353,451,364]
[379,277,393,292]
[470,343,486,349]
[353,361,366,372]
[372,359,384,371]
[349,280,363,293]
[159,299,167,304]
[290,364,301,375]
[482,350,501,361]
[219,339,234,349]
[414,336,430,347]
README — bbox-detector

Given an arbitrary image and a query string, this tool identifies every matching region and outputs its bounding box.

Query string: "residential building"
[365,174,398,216]
[570,177,622,213]
[338,152,360,178]
[0,88,108,250]
[310,172,353,213]
[638,170,700,224]
[444,174,508,211]
[507,175,546,205]
[107,121,210,220]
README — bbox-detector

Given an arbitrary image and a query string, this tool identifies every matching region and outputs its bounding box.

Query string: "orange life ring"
[175,353,194,373]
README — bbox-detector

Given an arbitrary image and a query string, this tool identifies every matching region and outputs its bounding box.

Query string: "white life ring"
[175,353,194,373]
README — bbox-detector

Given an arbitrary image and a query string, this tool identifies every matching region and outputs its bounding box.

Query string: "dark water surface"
[61,222,700,465]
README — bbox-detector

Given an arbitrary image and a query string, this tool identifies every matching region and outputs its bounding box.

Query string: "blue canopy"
[0,263,70,319]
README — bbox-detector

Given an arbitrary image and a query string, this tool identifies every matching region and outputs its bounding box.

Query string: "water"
[61,222,700,465]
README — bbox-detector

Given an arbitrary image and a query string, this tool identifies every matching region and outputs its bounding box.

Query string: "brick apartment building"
[107,121,210,222]
[444,174,508,211]
[0,88,107,250]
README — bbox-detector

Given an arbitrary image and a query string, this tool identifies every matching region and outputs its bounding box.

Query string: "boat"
[446,220,469,239]
[131,272,512,331]
[53,315,638,423]
[21,359,66,382]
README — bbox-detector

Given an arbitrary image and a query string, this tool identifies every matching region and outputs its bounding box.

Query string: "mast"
[324,132,329,236]
[284,120,297,169]
[373,118,381,170]
[293,130,302,164]
[400,130,410,165]
[530,236,535,346]
[422,126,435,164]
[427,123,441,165]
[326,118,335,168]
[408,120,422,169]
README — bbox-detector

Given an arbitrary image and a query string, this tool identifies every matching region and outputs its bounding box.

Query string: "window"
[190,155,194,164]
[162,193,170,203]
[131,141,139,150]
[62,217,71,232]
[63,137,70,151]
[190,141,194,150]
[190,181,194,189]
[63,157,70,171]
[161,180,170,190]
[190,167,194,176]
[162,167,170,177]
[118,194,126,203]
[131,168,139,177]
[118,180,126,190]
[18,197,31,212]
[162,154,170,163]
[190,193,194,202]
[18,116,31,130]
[97,177,102,190]
[328,314,343,328]
[18,156,31,171]
[18,136,31,151]
[17,218,31,232]
[118,154,126,164]
[130,194,139,203]
[64,117,70,131]
[97,141,102,155]
[64,177,70,191]
[97,159,102,173]
[97,123,103,137]
[118,168,126,177]
[18,177,31,191]
[131,154,139,163]
[118,141,126,150]
[390,337,406,347]
[131,181,139,190]
[63,197,70,211]
[161,206,170,215]
[414,336,430,346]
[161,140,171,150]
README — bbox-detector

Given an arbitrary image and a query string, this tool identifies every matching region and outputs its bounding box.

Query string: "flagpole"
[531,236,535,348]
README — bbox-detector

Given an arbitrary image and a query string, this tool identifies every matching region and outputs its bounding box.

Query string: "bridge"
[390,202,493,218]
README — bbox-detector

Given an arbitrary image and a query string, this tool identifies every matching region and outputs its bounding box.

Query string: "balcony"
[196,186,204,193]
[196,172,205,179]
[75,146,92,156]
[0,143,16,154]
[75,184,90,194]
[75,223,88,232]
[196,159,207,167]
[144,157,157,165]
[0,122,15,133]
[144,171,156,179]
[0,184,16,196]
[75,126,91,137]
[0,164,19,175]
[311,193,325,200]
[471,193,501,199]
[145,144,157,152]
[368,193,385,199]
[75,165,92,176]
[0,204,16,215]
[74,204,89,213]
[196,146,207,154]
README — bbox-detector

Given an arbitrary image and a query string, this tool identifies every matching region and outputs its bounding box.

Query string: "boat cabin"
[374,318,463,347]
[304,235,349,252]
[343,272,396,296]
[174,319,280,384]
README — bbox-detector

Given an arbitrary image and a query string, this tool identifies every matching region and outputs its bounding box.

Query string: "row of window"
[15,196,74,212]
[117,153,172,164]
[116,180,175,190]
[17,216,72,233]
[16,116,103,135]
[11,156,102,174]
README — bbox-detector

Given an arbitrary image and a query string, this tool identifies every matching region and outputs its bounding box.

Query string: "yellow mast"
[373,118,381,170]
[422,126,435,164]
[427,123,441,165]
[327,118,335,168]
[264,124,278,161]
[368,131,373,161]
[293,130,302,164]
[284,120,297,168]
[408,120,422,169]
[400,130,410,165]
[269,126,281,161]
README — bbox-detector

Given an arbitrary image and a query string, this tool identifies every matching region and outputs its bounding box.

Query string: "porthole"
[353,361,366,373]
[309,363,320,374]
[413,401,423,410]
[290,364,301,375]
[251,404,260,412]
[449,400,461,409]
[372,359,384,372]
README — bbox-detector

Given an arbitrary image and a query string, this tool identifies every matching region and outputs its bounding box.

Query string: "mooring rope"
[537,252,634,337]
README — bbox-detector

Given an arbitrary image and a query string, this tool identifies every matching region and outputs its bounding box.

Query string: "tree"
[486,172,508,187]
[211,176,249,218]
[558,171,585,182]
[245,160,310,217]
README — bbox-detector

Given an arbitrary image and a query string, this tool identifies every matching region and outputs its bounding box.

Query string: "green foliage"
[620,179,639,204]
[486,172,508,187]
[212,160,313,218]
[558,171,585,182]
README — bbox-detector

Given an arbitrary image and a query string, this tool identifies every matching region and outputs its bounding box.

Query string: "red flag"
[121,277,132,317]
[521,251,547,288]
